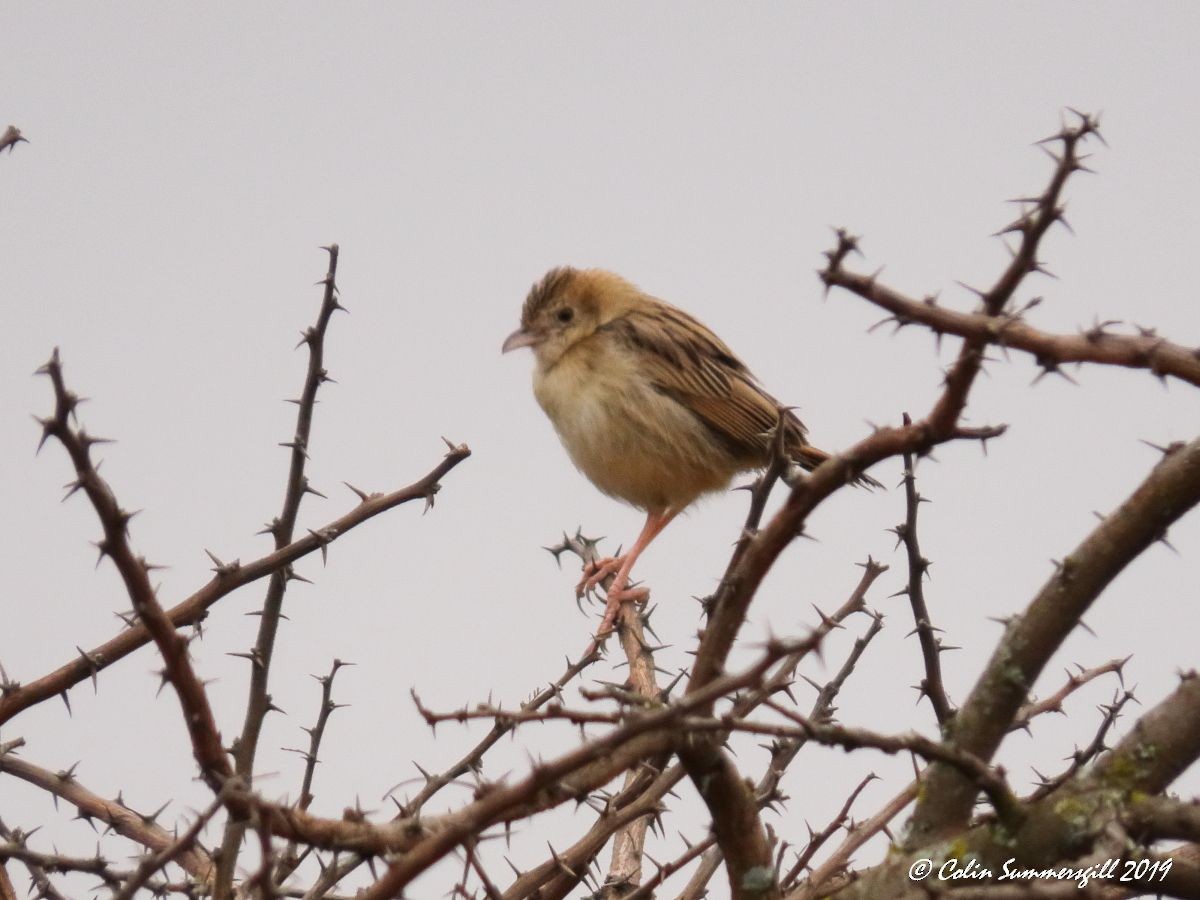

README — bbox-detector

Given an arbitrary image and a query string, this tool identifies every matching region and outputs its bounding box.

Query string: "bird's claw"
[575,556,625,598]
[594,584,651,639]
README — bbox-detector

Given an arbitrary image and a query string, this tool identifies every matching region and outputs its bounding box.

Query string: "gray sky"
[3,4,1199,896]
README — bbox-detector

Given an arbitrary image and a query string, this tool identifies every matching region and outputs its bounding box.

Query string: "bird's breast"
[531,342,737,511]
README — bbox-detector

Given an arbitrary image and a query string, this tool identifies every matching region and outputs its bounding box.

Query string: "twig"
[275,659,353,886]
[780,775,878,889]
[218,245,346,897]
[1012,658,1130,732]
[892,416,955,726]
[1027,689,1135,801]
[795,779,919,898]
[1089,670,1200,797]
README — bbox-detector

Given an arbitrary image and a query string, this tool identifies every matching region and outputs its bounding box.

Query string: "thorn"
[343,481,373,503]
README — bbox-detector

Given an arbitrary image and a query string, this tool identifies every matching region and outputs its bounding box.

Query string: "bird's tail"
[794,444,884,490]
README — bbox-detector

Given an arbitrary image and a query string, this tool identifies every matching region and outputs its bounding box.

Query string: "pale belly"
[533,357,735,511]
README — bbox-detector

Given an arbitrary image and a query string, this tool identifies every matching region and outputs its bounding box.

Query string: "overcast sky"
[3,4,1199,897]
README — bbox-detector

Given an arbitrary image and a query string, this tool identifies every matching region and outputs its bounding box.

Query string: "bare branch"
[35,349,232,787]
[275,659,353,886]
[893,416,955,726]
[1012,657,1130,732]
[829,274,1200,390]
[218,245,347,897]
[0,753,213,879]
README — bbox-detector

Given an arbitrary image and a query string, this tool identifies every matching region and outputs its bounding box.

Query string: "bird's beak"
[502,328,538,354]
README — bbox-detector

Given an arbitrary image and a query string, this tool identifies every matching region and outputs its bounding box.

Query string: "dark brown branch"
[629,832,717,900]
[678,736,779,900]
[464,839,503,900]
[753,703,1020,826]
[688,190,1030,707]
[397,642,601,816]
[0,814,38,900]
[684,391,1004,710]
[297,661,350,809]
[675,564,886,899]
[828,271,1200,390]
[36,349,233,788]
[893,417,955,726]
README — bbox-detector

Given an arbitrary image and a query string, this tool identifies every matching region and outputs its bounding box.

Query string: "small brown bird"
[503,267,876,638]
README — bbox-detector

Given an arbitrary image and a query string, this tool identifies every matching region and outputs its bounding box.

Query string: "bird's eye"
[556,307,575,324]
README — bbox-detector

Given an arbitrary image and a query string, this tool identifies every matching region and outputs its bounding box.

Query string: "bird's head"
[502,267,637,369]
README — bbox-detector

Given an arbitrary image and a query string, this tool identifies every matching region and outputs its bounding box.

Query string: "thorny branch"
[275,659,354,887]
[12,114,1200,900]
[892,417,955,727]
[0,751,214,880]
[1012,657,1130,733]
[217,245,348,898]
[835,276,1200,390]
[35,348,235,790]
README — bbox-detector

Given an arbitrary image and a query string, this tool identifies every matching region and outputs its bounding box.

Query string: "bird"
[503,266,878,640]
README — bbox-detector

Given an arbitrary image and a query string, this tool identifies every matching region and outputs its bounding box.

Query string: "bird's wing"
[602,300,808,458]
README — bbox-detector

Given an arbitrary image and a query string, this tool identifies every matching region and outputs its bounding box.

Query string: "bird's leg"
[575,556,624,598]
[595,506,680,639]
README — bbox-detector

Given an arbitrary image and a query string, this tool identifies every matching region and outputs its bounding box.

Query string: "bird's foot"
[594,583,651,641]
[575,556,625,598]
